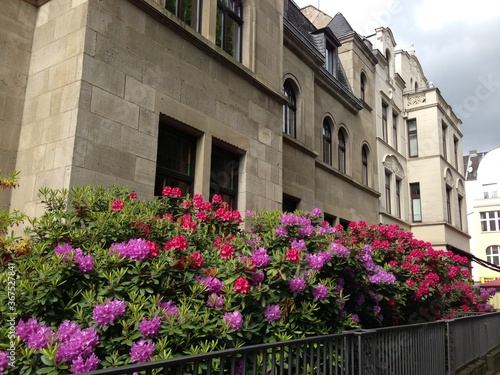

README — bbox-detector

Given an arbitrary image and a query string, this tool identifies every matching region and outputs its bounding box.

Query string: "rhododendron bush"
[0,186,495,374]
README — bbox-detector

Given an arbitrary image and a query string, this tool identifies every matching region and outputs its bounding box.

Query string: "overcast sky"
[293,0,500,155]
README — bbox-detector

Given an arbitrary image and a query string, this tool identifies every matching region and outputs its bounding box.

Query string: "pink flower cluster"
[17,319,54,350]
[54,243,95,273]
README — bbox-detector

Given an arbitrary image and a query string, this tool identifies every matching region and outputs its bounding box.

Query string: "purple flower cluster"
[351,314,360,324]
[289,276,306,292]
[264,304,281,323]
[207,293,224,308]
[251,270,265,285]
[368,269,396,284]
[310,208,322,217]
[130,339,155,363]
[330,243,350,257]
[290,239,306,251]
[56,321,99,363]
[110,238,151,261]
[0,350,10,373]
[312,284,328,300]
[305,251,331,270]
[139,316,161,338]
[223,311,243,330]
[251,247,270,267]
[274,226,288,237]
[197,276,225,294]
[93,299,127,326]
[280,213,311,227]
[54,243,95,273]
[158,300,180,318]
[17,319,54,350]
[71,353,100,373]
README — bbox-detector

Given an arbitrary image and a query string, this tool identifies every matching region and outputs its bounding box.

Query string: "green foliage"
[0,186,494,374]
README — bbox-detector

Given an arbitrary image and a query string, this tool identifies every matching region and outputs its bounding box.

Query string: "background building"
[0,0,470,254]
[464,148,500,283]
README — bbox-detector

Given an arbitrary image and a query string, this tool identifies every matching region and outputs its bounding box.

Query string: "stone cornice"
[23,0,51,6]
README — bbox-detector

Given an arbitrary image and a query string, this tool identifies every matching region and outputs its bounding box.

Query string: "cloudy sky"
[293,0,500,154]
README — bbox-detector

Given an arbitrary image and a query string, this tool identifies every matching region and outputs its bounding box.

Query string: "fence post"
[446,319,455,375]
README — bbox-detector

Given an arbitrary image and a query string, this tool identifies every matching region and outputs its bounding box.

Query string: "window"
[338,130,346,173]
[322,119,332,166]
[396,178,402,218]
[446,185,452,224]
[362,146,368,186]
[410,183,422,222]
[165,0,202,31]
[442,122,448,160]
[283,80,296,138]
[392,112,398,150]
[382,103,388,142]
[216,0,243,61]
[360,72,366,102]
[480,211,500,232]
[408,119,418,157]
[339,218,350,230]
[323,213,337,227]
[155,126,197,196]
[453,137,459,168]
[458,194,463,230]
[483,183,498,199]
[486,245,500,266]
[385,49,391,75]
[283,195,299,212]
[325,44,336,76]
[210,146,239,209]
[385,171,391,214]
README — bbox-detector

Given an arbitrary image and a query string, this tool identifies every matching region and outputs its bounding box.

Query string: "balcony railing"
[81,312,500,375]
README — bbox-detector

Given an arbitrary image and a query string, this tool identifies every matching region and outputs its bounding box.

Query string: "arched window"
[362,145,368,186]
[283,80,296,138]
[338,130,346,173]
[323,119,332,165]
[414,81,419,91]
[360,72,366,102]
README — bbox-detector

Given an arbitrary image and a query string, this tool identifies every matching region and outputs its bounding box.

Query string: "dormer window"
[325,43,336,76]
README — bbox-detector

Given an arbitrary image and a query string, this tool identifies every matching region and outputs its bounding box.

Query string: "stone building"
[0,0,470,253]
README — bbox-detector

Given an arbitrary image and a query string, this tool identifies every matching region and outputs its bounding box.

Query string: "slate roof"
[463,151,488,181]
[328,12,356,39]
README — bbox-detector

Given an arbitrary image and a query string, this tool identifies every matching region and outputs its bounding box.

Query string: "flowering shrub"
[0,186,495,374]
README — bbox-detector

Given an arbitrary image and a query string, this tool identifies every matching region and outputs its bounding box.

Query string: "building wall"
[0,0,37,212]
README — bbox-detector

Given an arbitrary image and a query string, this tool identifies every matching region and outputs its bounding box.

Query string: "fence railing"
[81,312,500,375]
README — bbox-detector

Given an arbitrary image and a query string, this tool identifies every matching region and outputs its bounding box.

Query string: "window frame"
[360,72,366,102]
[338,129,346,173]
[382,102,388,143]
[410,182,422,222]
[216,0,243,61]
[210,145,240,209]
[446,185,452,224]
[362,146,368,186]
[165,0,203,32]
[283,80,297,138]
[408,119,418,157]
[480,211,500,232]
[385,171,392,214]
[486,245,500,266]
[322,119,332,166]
[396,177,402,218]
[392,112,398,150]
[155,125,197,197]
[458,194,463,230]
[442,122,448,160]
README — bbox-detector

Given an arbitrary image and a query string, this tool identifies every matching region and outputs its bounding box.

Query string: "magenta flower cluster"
[0,351,9,374]
[251,247,270,267]
[197,276,225,294]
[289,276,306,292]
[110,238,152,261]
[264,304,281,323]
[130,339,155,363]
[17,318,54,350]
[158,300,180,318]
[139,316,161,338]
[207,293,224,308]
[93,299,127,326]
[312,284,329,300]
[55,321,100,372]
[223,311,243,330]
[54,243,95,273]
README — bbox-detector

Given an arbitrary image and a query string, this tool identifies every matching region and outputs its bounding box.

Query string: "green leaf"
[40,355,54,366]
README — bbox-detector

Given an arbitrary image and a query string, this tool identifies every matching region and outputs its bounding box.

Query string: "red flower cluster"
[164,235,189,251]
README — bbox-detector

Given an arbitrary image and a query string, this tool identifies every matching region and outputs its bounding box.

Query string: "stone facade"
[0,0,470,251]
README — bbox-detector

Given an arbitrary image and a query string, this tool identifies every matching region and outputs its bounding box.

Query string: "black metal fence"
[82,312,500,375]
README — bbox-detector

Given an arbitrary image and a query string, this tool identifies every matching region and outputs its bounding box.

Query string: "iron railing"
[82,312,500,375]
